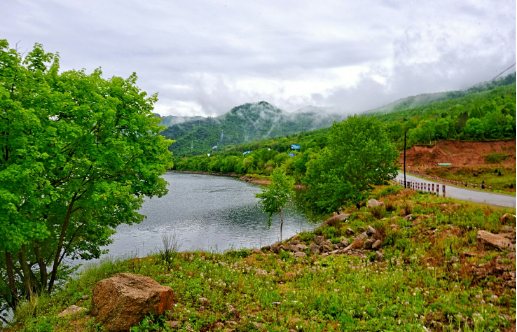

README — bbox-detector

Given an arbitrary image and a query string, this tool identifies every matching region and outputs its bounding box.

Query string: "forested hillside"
[364,73,516,115]
[160,101,343,156]
[172,74,516,193]
[383,79,516,149]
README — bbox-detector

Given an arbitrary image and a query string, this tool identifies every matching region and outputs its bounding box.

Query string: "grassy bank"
[6,186,516,332]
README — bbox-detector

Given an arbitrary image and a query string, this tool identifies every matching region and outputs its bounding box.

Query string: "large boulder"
[477,231,513,251]
[91,273,174,332]
[367,199,385,208]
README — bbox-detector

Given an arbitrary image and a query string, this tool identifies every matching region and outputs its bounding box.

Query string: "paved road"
[395,173,516,208]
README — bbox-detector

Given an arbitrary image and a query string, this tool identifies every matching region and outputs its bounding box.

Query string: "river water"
[87,172,325,261]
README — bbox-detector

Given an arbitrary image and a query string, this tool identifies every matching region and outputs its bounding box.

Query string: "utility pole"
[404,131,407,188]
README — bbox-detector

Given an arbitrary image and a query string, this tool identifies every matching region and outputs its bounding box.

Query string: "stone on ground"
[477,230,513,251]
[91,273,174,332]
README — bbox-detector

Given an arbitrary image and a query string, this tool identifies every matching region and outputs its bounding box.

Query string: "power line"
[490,63,516,81]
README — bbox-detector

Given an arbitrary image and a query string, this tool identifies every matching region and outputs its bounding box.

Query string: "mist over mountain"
[160,101,343,156]
[157,115,206,127]
[362,72,516,115]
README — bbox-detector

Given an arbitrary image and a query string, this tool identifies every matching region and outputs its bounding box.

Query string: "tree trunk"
[48,195,76,293]
[5,250,18,308]
[279,207,283,242]
[34,245,48,290]
[19,245,33,299]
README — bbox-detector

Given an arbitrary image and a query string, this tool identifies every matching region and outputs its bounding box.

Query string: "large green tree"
[0,41,172,311]
[255,168,294,241]
[303,116,399,213]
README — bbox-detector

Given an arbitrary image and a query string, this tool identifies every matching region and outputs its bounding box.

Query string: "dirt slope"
[400,140,516,167]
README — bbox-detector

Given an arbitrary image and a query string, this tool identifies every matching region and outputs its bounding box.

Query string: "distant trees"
[0,41,172,309]
[303,116,399,213]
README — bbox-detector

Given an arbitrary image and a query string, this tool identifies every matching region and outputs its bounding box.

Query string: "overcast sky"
[1,0,515,116]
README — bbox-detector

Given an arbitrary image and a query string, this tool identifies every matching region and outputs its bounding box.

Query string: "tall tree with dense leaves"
[255,168,294,241]
[0,40,172,311]
[304,116,399,213]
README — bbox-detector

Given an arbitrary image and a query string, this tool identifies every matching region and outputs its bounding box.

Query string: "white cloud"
[1,0,514,116]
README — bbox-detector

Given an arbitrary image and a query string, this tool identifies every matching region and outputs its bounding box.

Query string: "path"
[396,173,516,208]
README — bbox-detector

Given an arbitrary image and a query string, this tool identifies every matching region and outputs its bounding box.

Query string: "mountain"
[362,72,516,115]
[157,115,205,127]
[160,101,343,156]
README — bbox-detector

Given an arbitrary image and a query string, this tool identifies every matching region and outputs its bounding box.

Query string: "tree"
[0,40,172,311]
[304,116,399,213]
[255,168,294,241]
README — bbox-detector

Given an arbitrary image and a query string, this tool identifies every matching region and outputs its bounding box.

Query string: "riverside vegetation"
[2,41,516,331]
[8,186,516,331]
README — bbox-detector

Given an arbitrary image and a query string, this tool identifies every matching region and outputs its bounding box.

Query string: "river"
[79,172,325,263]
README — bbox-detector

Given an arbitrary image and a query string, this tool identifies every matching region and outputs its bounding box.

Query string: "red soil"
[399,140,516,167]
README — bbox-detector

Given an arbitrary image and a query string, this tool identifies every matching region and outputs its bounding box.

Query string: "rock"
[253,322,264,329]
[294,251,306,258]
[199,297,210,306]
[462,251,477,257]
[296,243,308,251]
[325,213,350,225]
[290,240,300,245]
[314,235,325,245]
[355,232,368,242]
[477,230,513,251]
[226,320,238,326]
[364,239,375,249]
[213,322,225,329]
[272,302,281,306]
[286,244,300,252]
[322,239,333,247]
[374,251,385,262]
[502,225,514,233]
[366,225,377,236]
[251,249,264,255]
[167,320,181,328]
[345,228,355,236]
[58,305,87,318]
[357,227,366,233]
[310,242,320,255]
[91,273,174,332]
[81,294,89,300]
[450,256,459,263]
[372,240,382,250]
[500,233,516,244]
[403,214,413,221]
[338,238,349,248]
[367,199,385,207]
[390,224,398,230]
[321,244,333,253]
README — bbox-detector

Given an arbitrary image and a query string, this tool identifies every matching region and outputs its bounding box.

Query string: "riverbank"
[171,170,308,188]
[6,185,516,331]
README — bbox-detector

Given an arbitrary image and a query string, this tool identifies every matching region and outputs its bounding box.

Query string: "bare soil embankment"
[399,140,516,167]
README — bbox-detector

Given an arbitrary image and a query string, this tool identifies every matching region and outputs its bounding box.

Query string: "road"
[395,173,516,208]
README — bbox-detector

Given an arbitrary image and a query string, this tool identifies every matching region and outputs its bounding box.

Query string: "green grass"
[416,166,516,196]
[6,188,516,331]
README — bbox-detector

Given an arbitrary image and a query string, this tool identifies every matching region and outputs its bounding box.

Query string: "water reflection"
[91,172,326,260]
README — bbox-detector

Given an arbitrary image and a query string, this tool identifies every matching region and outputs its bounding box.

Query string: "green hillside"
[363,73,516,115]
[161,101,343,156]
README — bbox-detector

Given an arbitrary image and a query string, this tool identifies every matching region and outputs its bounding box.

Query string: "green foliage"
[255,169,294,241]
[304,116,399,212]
[0,40,172,310]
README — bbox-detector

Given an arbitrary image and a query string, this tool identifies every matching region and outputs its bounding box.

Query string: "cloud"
[1,0,515,116]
